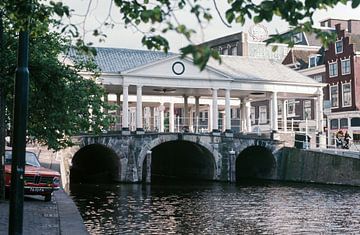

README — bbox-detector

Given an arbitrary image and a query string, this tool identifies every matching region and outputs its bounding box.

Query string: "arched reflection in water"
[71,144,119,183]
[236,146,275,181]
[70,181,360,234]
[145,140,215,182]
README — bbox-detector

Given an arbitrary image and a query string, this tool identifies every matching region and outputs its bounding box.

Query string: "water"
[70,181,360,234]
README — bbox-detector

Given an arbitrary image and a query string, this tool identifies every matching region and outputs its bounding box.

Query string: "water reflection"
[70,181,360,234]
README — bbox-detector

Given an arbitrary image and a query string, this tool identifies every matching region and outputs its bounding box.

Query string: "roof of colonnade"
[73,47,325,97]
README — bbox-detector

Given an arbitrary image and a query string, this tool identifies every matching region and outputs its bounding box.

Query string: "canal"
[70,181,360,234]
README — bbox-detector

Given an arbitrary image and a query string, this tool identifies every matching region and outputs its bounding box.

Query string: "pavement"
[0,190,88,235]
[0,146,88,235]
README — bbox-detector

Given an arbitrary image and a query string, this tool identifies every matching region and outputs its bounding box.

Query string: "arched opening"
[236,146,275,181]
[145,140,215,182]
[71,144,119,184]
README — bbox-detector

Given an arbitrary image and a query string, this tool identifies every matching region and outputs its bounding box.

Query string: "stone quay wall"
[276,147,360,186]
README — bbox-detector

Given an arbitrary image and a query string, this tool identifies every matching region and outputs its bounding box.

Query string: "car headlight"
[53,177,60,185]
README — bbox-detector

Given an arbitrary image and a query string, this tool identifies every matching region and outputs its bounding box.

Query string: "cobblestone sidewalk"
[0,190,88,235]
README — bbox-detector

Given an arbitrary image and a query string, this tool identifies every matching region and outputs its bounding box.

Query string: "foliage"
[0,18,115,151]
[108,0,357,68]
[3,0,357,69]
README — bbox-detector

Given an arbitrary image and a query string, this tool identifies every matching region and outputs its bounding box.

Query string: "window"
[329,62,338,77]
[330,119,339,129]
[231,46,237,55]
[330,85,338,108]
[308,55,320,68]
[313,75,323,82]
[340,118,348,129]
[335,40,343,54]
[292,33,302,43]
[259,106,267,124]
[342,83,352,107]
[303,100,312,119]
[223,48,229,55]
[251,107,255,124]
[287,99,296,116]
[351,117,360,127]
[341,59,351,75]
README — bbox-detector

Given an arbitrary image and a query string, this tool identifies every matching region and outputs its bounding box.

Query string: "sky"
[61,0,360,53]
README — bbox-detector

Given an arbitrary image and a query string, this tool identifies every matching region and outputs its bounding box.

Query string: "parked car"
[5,150,61,201]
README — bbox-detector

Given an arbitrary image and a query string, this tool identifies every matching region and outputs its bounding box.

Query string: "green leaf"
[352,0,360,8]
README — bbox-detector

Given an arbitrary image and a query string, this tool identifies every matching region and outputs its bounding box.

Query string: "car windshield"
[5,150,41,167]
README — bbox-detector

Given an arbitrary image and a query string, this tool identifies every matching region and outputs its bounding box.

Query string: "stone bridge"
[59,132,287,188]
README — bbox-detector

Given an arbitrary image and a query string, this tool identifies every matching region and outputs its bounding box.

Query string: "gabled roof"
[282,48,324,70]
[207,56,320,85]
[69,47,174,73]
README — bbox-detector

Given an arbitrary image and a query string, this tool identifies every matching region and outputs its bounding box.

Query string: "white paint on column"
[195,96,200,133]
[225,89,231,131]
[212,88,218,131]
[272,91,278,132]
[282,100,287,132]
[136,85,143,130]
[122,85,129,129]
[169,101,175,132]
[245,99,251,132]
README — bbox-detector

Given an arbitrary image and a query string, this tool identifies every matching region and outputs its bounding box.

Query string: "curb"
[54,190,88,235]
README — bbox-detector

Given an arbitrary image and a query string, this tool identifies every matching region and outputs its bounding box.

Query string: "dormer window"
[335,40,343,54]
[308,54,320,68]
[292,32,303,43]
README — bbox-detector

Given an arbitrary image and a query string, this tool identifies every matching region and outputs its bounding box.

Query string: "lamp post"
[0,10,5,201]
[9,1,30,233]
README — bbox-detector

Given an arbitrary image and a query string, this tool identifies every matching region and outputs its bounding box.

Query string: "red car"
[5,150,61,201]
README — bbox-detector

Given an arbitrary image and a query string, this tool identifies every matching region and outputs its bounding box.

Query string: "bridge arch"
[235,145,276,181]
[138,136,221,181]
[71,143,120,183]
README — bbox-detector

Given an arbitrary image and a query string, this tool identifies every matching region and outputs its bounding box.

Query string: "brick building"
[321,19,360,145]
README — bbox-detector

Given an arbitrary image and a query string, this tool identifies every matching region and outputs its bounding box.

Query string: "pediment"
[122,56,231,81]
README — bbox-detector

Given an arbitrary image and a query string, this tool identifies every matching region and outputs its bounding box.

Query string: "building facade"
[323,20,360,145]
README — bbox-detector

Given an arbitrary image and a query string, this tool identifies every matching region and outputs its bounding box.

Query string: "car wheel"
[44,194,52,202]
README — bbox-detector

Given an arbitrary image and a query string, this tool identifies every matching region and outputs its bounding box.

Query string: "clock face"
[249,24,268,42]
[172,61,185,75]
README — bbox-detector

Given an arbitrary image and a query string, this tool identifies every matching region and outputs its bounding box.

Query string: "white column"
[169,102,175,132]
[195,96,200,133]
[183,95,189,130]
[245,99,251,132]
[225,89,231,132]
[136,85,143,131]
[122,85,129,130]
[116,93,121,130]
[208,103,213,132]
[272,91,278,132]
[212,88,219,131]
[282,100,287,132]
[240,98,246,132]
[160,103,164,132]
[317,89,324,133]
